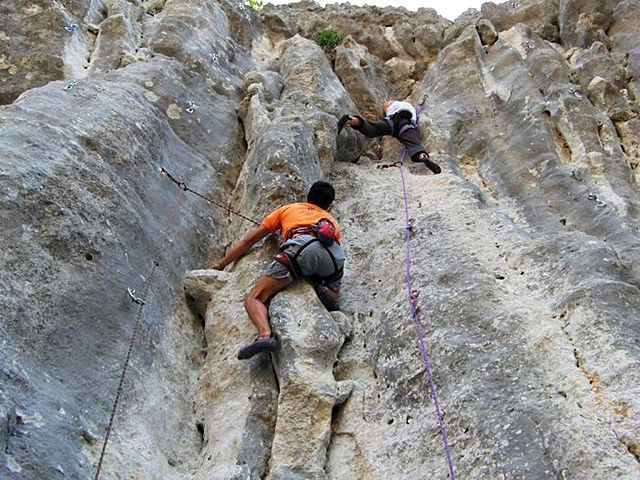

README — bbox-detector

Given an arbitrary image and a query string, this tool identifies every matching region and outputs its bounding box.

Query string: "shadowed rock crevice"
[542,109,575,164]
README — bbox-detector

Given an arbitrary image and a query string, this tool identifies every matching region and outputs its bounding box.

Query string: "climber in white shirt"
[338,100,441,174]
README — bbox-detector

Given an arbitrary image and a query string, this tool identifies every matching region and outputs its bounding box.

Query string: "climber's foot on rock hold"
[237,336,278,360]
[314,285,340,312]
[416,152,441,174]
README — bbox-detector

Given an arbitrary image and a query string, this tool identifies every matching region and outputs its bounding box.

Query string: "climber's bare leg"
[244,275,292,338]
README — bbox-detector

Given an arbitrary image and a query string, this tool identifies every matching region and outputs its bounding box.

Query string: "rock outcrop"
[268,285,353,479]
[1,0,639,479]
[0,1,252,478]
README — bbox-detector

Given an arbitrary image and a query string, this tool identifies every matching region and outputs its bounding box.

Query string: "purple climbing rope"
[397,106,456,479]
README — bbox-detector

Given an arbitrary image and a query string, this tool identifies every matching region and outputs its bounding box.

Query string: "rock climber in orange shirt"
[210,181,346,360]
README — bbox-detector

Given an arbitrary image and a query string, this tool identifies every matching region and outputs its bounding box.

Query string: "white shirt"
[386,101,417,123]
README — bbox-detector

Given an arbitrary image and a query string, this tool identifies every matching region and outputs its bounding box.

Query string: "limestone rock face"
[143,0,250,92]
[268,284,353,480]
[0,0,252,478]
[182,21,357,480]
[587,76,636,122]
[0,0,98,104]
[279,35,356,119]
[88,0,143,73]
[334,36,389,119]
[261,1,450,82]
[559,0,620,48]
[476,18,498,47]
[616,117,640,172]
[608,1,640,106]
[482,0,560,42]
[2,1,640,479]
[569,41,627,90]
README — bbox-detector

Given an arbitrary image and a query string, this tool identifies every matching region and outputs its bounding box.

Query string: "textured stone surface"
[327,159,640,479]
[608,0,640,53]
[334,36,389,120]
[268,284,353,480]
[569,41,627,90]
[482,0,560,42]
[88,0,143,73]
[187,25,353,480]
[186,264,278,480]
[476,18,498,47]
[0,0,100,104]
[0,0,251,477]
[616,117,640,174]
[587,76,636,122]
[143,0,251,93]
[2,0,640,479]
[559,0,620,48]
[261,1,449,81]
[0,391,17,458]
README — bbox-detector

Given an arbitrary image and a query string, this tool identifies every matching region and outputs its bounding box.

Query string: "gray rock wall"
[1,0,640,479]
[0,0,254,478]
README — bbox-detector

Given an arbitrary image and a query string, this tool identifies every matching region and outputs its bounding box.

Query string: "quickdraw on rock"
[587,192,607,208]
[95,261,160,480]
[186,100,198,113]
[377,161,403,169]
[127,287,146,306]
[569,87,583,99]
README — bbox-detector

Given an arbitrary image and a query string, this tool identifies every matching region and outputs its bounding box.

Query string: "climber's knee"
[246,275,292,307]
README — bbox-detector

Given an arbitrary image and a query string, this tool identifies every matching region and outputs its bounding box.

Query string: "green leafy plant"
[314,29,344,52]
[247,0,263,11]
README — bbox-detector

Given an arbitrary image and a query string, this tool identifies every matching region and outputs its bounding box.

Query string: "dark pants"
[352,113,427,161]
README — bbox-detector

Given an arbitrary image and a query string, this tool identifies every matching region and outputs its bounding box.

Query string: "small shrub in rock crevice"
[314,29,344,52]
[246,0,263,11]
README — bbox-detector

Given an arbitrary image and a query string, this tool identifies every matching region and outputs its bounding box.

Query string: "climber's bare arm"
[209,226,270,270]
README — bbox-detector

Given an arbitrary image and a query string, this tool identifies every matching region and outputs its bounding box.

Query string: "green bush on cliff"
[314,29,343,52]
[247,0,263,11]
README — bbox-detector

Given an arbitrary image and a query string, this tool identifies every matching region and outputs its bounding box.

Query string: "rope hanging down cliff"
[95,168,264,478]
[94,172,190,478]
[94,261,159,480]
[398,150,455,479]
[395,104,456,478]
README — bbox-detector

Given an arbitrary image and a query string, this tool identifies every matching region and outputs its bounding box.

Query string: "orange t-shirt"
[262,202,341,241]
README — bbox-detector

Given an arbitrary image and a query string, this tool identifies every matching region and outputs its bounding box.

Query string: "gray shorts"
[265,235,346,290]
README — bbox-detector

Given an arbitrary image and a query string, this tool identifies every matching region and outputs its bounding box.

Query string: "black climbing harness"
[384,109,418,138]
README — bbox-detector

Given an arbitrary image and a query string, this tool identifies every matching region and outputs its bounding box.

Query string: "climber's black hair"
[307,181,335,210]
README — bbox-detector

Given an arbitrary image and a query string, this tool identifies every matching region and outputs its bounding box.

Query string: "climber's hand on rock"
[347,116,362,127]
[209,262,225,271]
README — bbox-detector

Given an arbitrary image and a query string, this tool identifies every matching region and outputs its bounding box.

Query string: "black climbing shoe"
[337,114,350,135]
[314,285,340,312]
[423,158,441,174]
[414,153,441,174]
[237,336,278,360]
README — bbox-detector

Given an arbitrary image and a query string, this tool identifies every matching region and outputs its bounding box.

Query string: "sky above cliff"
[265,0,486,20]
